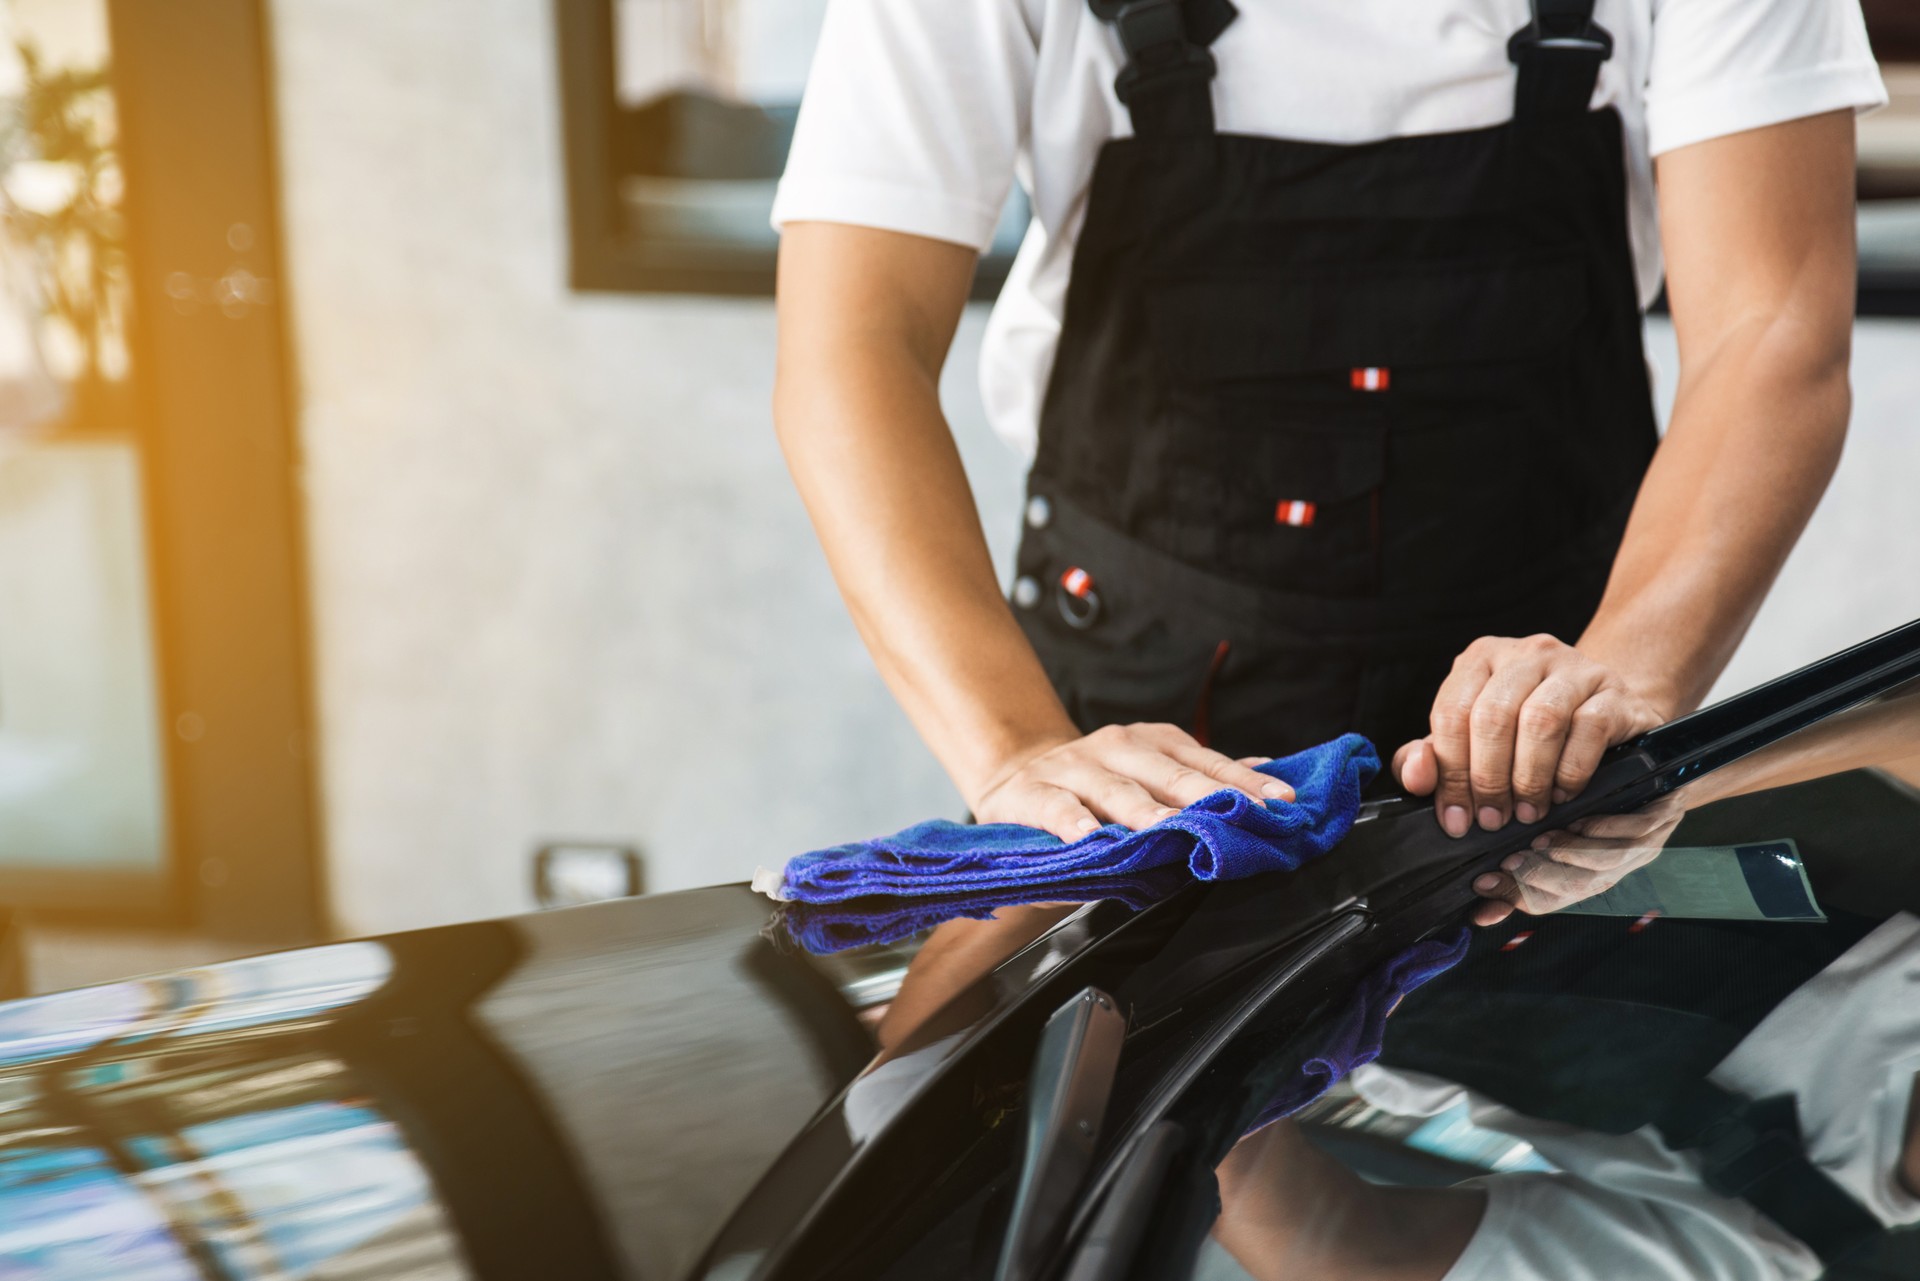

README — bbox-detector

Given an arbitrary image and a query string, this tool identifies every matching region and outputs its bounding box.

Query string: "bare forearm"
[1579,318,1850,716]
[1683,683,1920,809]
[1216,1122,1483,1280]
[774,226,1076,804]
[1582,110,1859,720]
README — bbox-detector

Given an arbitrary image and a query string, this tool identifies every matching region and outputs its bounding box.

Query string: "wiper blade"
[995,987,1129,1281]
[1635,616,1920,791]
[1339,617,1920,915]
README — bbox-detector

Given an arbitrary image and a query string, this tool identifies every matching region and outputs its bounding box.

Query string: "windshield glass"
[1168,674,1920,1281]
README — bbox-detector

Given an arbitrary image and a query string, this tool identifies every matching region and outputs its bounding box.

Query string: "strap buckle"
[1094,0,1217,108]
[1688,1094,1804,1198]
[1507,13,1614,64]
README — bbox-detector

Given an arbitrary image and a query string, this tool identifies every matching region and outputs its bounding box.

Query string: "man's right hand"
[777,227,1287,845]
[969,722,1293,843]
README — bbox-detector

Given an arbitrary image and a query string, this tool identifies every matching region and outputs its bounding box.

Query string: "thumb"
[1395,738,1439,796]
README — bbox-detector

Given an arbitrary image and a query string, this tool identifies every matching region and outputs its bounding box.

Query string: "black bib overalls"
[1011,0,1659,761]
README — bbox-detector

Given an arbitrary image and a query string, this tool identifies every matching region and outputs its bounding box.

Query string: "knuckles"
[1516,703,1568,739]
[1469,699,1522,734]
[1511,769,1552,796]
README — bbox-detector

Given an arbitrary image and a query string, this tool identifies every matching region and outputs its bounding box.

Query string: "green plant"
[0,41,127,421]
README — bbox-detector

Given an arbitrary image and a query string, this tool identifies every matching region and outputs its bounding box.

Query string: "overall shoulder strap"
[1508,0,1613,119]
[1657,1080,1886,1266]
[1089,0,1236,137]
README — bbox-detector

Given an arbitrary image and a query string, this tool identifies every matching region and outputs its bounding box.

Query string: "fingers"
[1473,848,1609,919]
[1465,646,1554,831]
[1469,870,1519,927]
[1470,800,1680,926]
[1562,808,1675,841]
[1471,860,1534,922]
[1426,635,1668,836]
[1530,810,1678,889]
[1429,649,1495,838]
[1051,755,1180,831]
[1510,665,1605,823]
[1093,725,1289,810]
[1394,739,1439,796]
[1510,852,1614,906]
[1473,898,1517,927]
[1164,737,1296,804]
[1555,690,1628,801]
[973,724,1298,841]
[1476,856,1574,915]
[1529,835,1646,874]
[1024,784,1104,844]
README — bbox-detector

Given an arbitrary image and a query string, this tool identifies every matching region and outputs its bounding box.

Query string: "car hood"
[0,885,909,1281]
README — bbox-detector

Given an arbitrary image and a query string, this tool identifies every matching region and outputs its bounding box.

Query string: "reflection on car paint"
[0,938,473,1281]
[0,1144,200,1281]
[126,1102,453,1279]
[0,943,392,1069]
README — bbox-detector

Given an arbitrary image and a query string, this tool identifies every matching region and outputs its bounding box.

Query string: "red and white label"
[1060,566,1094,599]
[1500,930,1535,953]
[1275,499,1317,528]
[1350,366,1391,392]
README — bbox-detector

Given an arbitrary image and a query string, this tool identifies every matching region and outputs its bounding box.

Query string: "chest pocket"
[1144,255,1597,595]
[1148,254,1589,392]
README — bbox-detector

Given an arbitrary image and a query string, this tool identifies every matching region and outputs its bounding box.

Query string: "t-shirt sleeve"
[1442,1173,1821,1281]
[770,0,1036,251]
[1644,0,1888,157]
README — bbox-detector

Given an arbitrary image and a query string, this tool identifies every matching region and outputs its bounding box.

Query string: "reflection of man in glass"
[1471,681,1920,925]
[1209,685,1920,1279]
[841,903,1080,1142]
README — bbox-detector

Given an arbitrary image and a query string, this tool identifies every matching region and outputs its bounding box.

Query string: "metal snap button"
[1056,566,1101,630]
[1012,575,1042,609]
[1025,495,1053,530]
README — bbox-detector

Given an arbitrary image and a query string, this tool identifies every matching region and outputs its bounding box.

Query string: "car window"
[1152,676,1920,1281]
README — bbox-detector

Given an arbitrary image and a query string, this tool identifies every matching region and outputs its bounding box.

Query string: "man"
[771,0,1881,842]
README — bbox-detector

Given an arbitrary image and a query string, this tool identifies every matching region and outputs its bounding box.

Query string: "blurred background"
[0,0,1915,995]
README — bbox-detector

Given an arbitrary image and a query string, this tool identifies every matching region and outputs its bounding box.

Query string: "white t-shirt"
[1350,911,1920,1281]
[771,0,1886,461]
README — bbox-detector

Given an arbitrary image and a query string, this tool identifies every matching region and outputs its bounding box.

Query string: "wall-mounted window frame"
[0,0,322,943]
[552,0,1024,300]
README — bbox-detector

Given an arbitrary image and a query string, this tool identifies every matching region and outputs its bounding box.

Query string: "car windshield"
[1158,674,1920,1281]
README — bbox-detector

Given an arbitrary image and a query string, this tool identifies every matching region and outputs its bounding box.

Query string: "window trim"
[0,0,328,941]
[550,0,1014,299]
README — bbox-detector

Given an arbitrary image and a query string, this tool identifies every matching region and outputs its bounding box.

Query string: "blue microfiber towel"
[775,867,1191,955]
[758,733,1380,905]
[1245,927,1471,1133]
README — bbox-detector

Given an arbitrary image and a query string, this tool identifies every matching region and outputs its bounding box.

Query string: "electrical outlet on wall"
[532,842,648,909]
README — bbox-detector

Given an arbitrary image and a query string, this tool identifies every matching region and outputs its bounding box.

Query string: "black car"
[4,622,1919,1280]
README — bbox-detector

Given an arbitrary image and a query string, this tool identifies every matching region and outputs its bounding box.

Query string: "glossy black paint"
[2,620,1917,1281]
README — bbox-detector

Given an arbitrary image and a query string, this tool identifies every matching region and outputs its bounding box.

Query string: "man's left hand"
[1393,635,1666,837]
[1467,799,1688,926]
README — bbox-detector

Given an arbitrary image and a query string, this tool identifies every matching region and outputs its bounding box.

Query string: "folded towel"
[1246,927,1471,1132]
[774,867,1191,955]
[761,734,1379,905]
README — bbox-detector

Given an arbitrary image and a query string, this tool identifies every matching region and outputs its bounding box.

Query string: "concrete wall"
[1647,320,1920,701]
[268,2,1920,938]
[268,1,1020,935]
